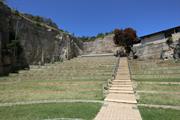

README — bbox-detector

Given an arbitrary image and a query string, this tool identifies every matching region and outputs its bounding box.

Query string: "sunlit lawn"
[0,56,117,120]
[129,59,180,120]
[139,106,180,120]
[0,102,102,120]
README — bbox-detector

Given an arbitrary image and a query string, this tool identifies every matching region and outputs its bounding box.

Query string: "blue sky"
[7,0,180,37]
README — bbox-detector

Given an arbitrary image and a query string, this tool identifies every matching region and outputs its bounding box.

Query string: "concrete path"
[95,57,142,120]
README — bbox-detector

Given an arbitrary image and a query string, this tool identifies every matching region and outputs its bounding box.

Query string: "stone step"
[110,85,133,87]
[117,69,129,73]
[112,82,133,85]
[116,75,130,77]
[109,90,134,94]
[113,80,131,82]
[115,77,130,80]
[117,71,130,73]
[117,67,129,69]
[105,93,137,104]
[109,87,133,91]
[118,69,129,71]
[116,74,130,76]
[115,77,131,80]
[118,65,128,67]
[117,73,130,75]
[105,99,137,104]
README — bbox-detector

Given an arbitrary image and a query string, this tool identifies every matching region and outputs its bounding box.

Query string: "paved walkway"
[95,57,142,120]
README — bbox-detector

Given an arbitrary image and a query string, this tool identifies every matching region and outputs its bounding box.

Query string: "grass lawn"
[136,83,180,92]
[138,93,180,106]
[139,106,180,120]
[133,78,180,82]
[0,102,102,120]
[132,74,180,80]
[0,80,104,103]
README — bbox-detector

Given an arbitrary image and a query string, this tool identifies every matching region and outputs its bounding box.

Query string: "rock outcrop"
[133,40,180,60]
[0,2,83,76]
[83,34,118,54]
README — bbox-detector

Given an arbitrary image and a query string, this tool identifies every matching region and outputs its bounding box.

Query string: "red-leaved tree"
[113,27,138,57]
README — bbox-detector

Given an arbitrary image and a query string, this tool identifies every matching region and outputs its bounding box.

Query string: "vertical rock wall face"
[11,14,83,65]
[0,33,2,74]
[0,2,12,76]
[134,40,179,60]
[83,35,118,54]
[0,2,83,76]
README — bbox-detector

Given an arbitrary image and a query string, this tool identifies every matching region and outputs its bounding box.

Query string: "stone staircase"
[95,57,142,120]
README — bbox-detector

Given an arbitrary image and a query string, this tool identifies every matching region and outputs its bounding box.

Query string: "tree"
[113,27,138,58]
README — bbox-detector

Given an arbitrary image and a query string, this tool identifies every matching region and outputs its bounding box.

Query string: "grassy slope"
[0,57,117,102]
[0,56,117,120]
[129,60,180,120]
[0,102,102,120]
[139,107,180,120]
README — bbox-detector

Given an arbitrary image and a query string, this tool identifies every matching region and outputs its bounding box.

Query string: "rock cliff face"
[133,41,179,60]
[0,2,83,76]
[83,34,118,54]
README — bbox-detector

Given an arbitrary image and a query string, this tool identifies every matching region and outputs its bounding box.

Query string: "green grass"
[0,102,102,120]
[139,93,180,106]
[129,59,180,119]
[132,74,180,80]
[0,56,117,103]
[0,56,117,120]
[139,106,180,120]
[133,78,180,82]
[0,80,105,103]
[136,83,180,92]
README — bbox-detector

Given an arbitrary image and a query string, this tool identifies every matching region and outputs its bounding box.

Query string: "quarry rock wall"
[0,2,83,76]
[83,34,118,54]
